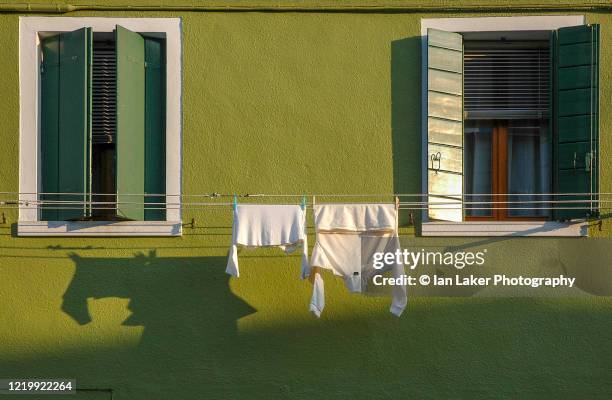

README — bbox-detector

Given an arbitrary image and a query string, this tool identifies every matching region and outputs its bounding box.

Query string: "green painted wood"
[558,142,592,170]
[427,117,463,148]
[554,24,599,220]
[558,65,593,90]
[558,115,592,143]
[41,28,92,221]
[428,143,462,174]
[427,28,463,222]
[428,46,463,74]
[428,28,463,51]
[40,34,60,221]
[116,25,146,221]
[59,27,91,220]
[428,69,462,96]
[558,170,590,194]
[558,25,595,45]
[558,88,597,116]
[558,43,598,67]
[144,37,166,221]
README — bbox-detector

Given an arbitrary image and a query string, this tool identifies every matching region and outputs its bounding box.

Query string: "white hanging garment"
[226,204,309,279]
[309,203,407,317]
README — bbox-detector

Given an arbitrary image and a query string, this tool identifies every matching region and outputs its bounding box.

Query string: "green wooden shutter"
[554,24,599,220]
[40,28,92,221]
[144,38,166,221]
[426,28,464,222]
[116,25,146,220]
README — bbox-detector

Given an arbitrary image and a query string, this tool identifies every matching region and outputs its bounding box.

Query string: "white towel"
[310,203,407,317]
[226,204,309,279]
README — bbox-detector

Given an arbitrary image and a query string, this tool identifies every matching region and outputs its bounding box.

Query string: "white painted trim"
[422,221,588,237]
[18,221,182,237]
[420,15,585,36]
[420,15,585,235]
[18,17,182,236]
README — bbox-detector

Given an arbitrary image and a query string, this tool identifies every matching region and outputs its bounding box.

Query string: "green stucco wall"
[1,3,612,399]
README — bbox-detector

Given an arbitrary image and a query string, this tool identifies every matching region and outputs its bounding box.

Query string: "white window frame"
[420,15,589,237]
[18,17,182,236]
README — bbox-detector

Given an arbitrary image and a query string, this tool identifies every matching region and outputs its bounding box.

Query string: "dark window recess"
[92,40,116,145]
[91,39,119,220]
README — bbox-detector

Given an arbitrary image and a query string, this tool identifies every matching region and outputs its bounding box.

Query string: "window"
[39,26,165,222]
[18,17,181,236]
[422,16,598,236]
[463,34,552,221]
[465,120,551,221]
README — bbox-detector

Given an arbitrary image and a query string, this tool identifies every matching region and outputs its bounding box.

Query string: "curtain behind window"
[465,121,493,217]
[507,120,551,217]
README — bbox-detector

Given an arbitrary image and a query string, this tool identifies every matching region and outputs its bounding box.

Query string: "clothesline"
[0,191,604,212]
[0,205,608,211]
[0,198,609,205]
[1,191,610,197]
[0,199,608,207]
[0,200,606,210]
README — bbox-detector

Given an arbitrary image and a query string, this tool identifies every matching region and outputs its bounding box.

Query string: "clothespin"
[312,195,316,209]
[395,196,400,211]
[233,195,238,211]
[301,195,307,210]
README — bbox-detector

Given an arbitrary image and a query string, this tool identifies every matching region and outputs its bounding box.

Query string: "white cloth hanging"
[309,273,325,318]
[226,204,309,279]
[313,203,398,232]
[309,203,407,317]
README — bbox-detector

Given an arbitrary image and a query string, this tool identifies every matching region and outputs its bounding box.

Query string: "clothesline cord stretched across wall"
[1,191,611,197]
[0,191,608,211]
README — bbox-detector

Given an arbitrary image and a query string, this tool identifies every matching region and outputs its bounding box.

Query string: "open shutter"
[40,28,92,221]
[426,28,464,222]
[554,24,599,220]
[144,38,166,221]
[116,25,146,220]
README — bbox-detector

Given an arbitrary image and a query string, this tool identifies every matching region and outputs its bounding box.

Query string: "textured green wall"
[1,5,612,399]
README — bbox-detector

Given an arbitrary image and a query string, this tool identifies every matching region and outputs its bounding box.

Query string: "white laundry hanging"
[226,204,309,279]
[309,203,407,317]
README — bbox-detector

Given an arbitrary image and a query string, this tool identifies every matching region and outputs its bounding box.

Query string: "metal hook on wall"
[182,218,196,229]
[430,152,442,174]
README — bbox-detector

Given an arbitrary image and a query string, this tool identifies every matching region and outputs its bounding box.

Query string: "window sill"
[17,221,182,237]
[421,220,588,237]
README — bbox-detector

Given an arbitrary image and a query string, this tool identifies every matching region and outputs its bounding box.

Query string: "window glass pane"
[507,119,551,217]
[465,120,493,217]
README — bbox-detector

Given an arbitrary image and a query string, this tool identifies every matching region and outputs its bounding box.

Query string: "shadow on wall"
[3,250,612,398]
[391,36,422,228]
[62,251,255,331]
